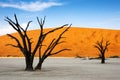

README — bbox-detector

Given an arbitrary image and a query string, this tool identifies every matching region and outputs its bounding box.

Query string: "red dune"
[0,27,120,58]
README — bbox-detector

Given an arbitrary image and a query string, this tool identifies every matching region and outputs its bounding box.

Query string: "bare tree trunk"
[35,60,43,70]
[101,53,105,64]
[25,55,34,71]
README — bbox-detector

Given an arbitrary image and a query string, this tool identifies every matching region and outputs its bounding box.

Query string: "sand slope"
[0,27,120,57]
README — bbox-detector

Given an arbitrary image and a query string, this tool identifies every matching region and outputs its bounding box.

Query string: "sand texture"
[0,58,120,80]
[0,27,120,57]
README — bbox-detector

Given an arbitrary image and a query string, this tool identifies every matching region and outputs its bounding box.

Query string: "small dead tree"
[94,38,110,63]
[5,14,71,71]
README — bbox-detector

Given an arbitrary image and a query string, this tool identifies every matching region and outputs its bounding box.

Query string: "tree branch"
[6,44,18,48]
[50,49,71,56]
[44,24,69,36]
[5,19,18,31]
[25,21,32,31]
[7,34,26,56]
[44,25,71,57]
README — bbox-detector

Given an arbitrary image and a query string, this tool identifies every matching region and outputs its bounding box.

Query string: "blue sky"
[0,0,120,35]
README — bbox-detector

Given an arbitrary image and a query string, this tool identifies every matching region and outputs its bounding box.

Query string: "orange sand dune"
[0,27,120,57]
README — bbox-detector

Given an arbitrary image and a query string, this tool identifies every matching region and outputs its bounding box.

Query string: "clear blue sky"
[0,0,120,35]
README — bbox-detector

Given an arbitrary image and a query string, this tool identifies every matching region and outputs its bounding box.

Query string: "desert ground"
[0,57,120,80]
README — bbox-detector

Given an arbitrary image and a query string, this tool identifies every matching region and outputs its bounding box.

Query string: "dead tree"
[94,38,110,63]
[5,14,71,71]
[35,25,71,70]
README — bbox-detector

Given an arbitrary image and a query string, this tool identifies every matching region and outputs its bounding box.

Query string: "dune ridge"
[0,27,120,57]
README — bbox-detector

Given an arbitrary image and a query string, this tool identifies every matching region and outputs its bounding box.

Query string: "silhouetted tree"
[5,14,71,71]
[94,38,110,63]
[35,25,71,70]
